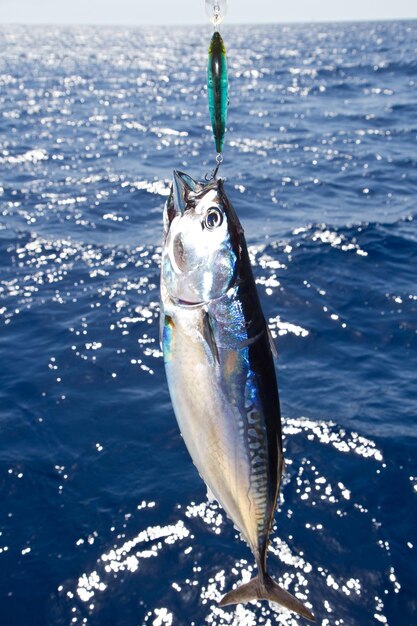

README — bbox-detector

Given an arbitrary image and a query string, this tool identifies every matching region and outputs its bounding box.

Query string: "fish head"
[161,171,243,305]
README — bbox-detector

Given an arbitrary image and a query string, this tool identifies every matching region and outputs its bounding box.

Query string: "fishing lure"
[206,1,228,156]
[207,31,228,154]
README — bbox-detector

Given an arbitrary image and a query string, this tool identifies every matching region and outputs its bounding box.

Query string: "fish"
[160,170,315,622]
[207,31,228,153]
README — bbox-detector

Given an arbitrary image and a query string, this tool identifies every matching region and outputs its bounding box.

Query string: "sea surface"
[0,20,416,626]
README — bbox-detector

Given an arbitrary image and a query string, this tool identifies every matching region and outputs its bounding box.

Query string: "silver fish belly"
[160,171,315,621]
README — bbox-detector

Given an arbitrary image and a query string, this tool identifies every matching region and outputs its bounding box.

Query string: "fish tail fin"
[219,573,315,622]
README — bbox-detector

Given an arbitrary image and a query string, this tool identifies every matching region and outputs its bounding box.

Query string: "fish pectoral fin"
[267,324,278,359]
[219,573,315,622]
[202,310,220,365]
[240,325,278,358]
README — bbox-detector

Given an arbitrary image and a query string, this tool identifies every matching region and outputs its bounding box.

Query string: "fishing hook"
[205,153,223,181]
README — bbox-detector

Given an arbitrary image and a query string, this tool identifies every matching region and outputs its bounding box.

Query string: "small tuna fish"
[160,171,315,621]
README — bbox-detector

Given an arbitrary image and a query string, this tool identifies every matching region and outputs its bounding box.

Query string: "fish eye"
[204,207,223,230]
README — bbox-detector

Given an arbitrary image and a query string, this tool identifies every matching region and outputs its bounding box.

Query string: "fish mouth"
[175,297,206,308]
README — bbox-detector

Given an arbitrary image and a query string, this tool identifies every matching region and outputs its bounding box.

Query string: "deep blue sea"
[0,20,416,626]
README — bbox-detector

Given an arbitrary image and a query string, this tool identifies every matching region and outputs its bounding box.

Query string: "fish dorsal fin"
[202,310,220,365]
[173,170,201,214]
[267,324,278,359]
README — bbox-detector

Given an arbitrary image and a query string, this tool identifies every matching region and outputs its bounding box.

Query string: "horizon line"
[1,16,417,27]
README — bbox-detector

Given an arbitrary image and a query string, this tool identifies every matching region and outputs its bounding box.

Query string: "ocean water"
[0,19,416,626]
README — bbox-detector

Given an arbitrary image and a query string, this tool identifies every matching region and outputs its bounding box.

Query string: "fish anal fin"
[202,310,220,365]
[219,573,315,622]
